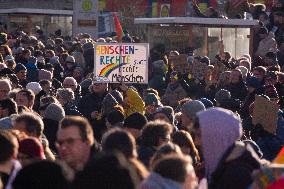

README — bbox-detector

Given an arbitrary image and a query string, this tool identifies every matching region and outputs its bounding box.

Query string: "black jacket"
[78,91,107,121]
[43,118,60,152]
[64,101,82,116]
[210,142,261,189]
[78,91,108,141]
[227,82,248,101]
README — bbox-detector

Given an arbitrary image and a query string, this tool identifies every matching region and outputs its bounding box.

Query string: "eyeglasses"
[55,137,82,148]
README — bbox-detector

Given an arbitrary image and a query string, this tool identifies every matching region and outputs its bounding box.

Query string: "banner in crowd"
[252,95,279,134]
[94,43,149,83]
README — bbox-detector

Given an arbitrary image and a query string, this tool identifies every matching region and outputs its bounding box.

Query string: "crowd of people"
[0,1,284,189]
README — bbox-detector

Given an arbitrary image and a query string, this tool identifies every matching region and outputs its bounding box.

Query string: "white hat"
[26,82,42,95]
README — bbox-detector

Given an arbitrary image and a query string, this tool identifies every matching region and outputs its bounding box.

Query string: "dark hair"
[14,113,44,137]
[17,89,35,103]
[0,98,18,115]
[13,161,71,189]
[0,45,12,57]
[102,128,136,159]
[34,50,43,57]
[0,130,17,163]
[141,120,173,147]
[45,50,55,57]
[106,110,124,125]
[172,130,201,163]
[153,154,193,183]
[39,79,51,87]
[22,49,31,56]
[72,152,140,189]
[60,116,95,145]
[253,66,267,75]
[150,143,182,167]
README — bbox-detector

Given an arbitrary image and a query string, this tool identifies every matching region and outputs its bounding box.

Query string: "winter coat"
[78,91,107,141]
[149,73,166,95]
[140,172,182,189]
[43,118,60,152]
[83,49,94,71]
[276,110,284,144]
[53,63,64,82]
[161,81,188,109]
[251,124,282,161]
[25,63,39,82]
[227,82,248,101]
[209,142,261,189]
[52,78,62,90]
[124,87,145,117]
[78,91,107,121]
[72,51,86,71]
[63,101,82,116]
[138,145,156,168]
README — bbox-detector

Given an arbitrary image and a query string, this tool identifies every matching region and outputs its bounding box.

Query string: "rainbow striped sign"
[94,43,149,83]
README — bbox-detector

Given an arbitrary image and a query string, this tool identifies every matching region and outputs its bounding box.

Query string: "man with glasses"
[56,116,98,171]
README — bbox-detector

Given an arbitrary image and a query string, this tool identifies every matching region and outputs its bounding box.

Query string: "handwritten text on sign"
[94,43,149,83]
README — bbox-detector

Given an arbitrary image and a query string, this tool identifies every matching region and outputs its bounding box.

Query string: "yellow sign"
[82,0,93,11]
[160,4,170,17]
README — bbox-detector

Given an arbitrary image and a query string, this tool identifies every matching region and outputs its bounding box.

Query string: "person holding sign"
[251,95,282,161]
[161,72,188,109]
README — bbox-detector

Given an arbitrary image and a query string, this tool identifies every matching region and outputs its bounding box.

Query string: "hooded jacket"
[124,87,145,117]
[198,107,243,179]
[197,107,261,189]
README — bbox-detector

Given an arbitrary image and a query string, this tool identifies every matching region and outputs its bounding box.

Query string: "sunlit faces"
[16,92,30,108]
[56,126,91,171]
[92,82,107,93]
[16,70,27,80]
[230,70,241,84]
[0,81,11,100]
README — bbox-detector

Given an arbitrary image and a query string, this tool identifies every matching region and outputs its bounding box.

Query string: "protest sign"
[252,95,279,134]
[212,60,227,82]
[191,60,208,80]
[94,43,149,83]
[169,54,189,74]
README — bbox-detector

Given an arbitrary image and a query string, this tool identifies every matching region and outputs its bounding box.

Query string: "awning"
[134,17,258,27]
[0,8,73,15]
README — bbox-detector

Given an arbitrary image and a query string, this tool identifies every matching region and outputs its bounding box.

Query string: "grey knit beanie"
[181,100,205,120]
[43,103,65,122]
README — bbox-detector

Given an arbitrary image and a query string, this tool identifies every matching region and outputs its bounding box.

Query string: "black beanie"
[123,112,148,130]
[107,110,124,126]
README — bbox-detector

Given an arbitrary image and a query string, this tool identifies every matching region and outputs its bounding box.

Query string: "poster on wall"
[94,43,149,83]
[73,0,98,38]
[160,4,170,17]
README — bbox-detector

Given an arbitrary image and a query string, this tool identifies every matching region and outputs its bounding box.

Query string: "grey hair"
[56,88,74,103]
